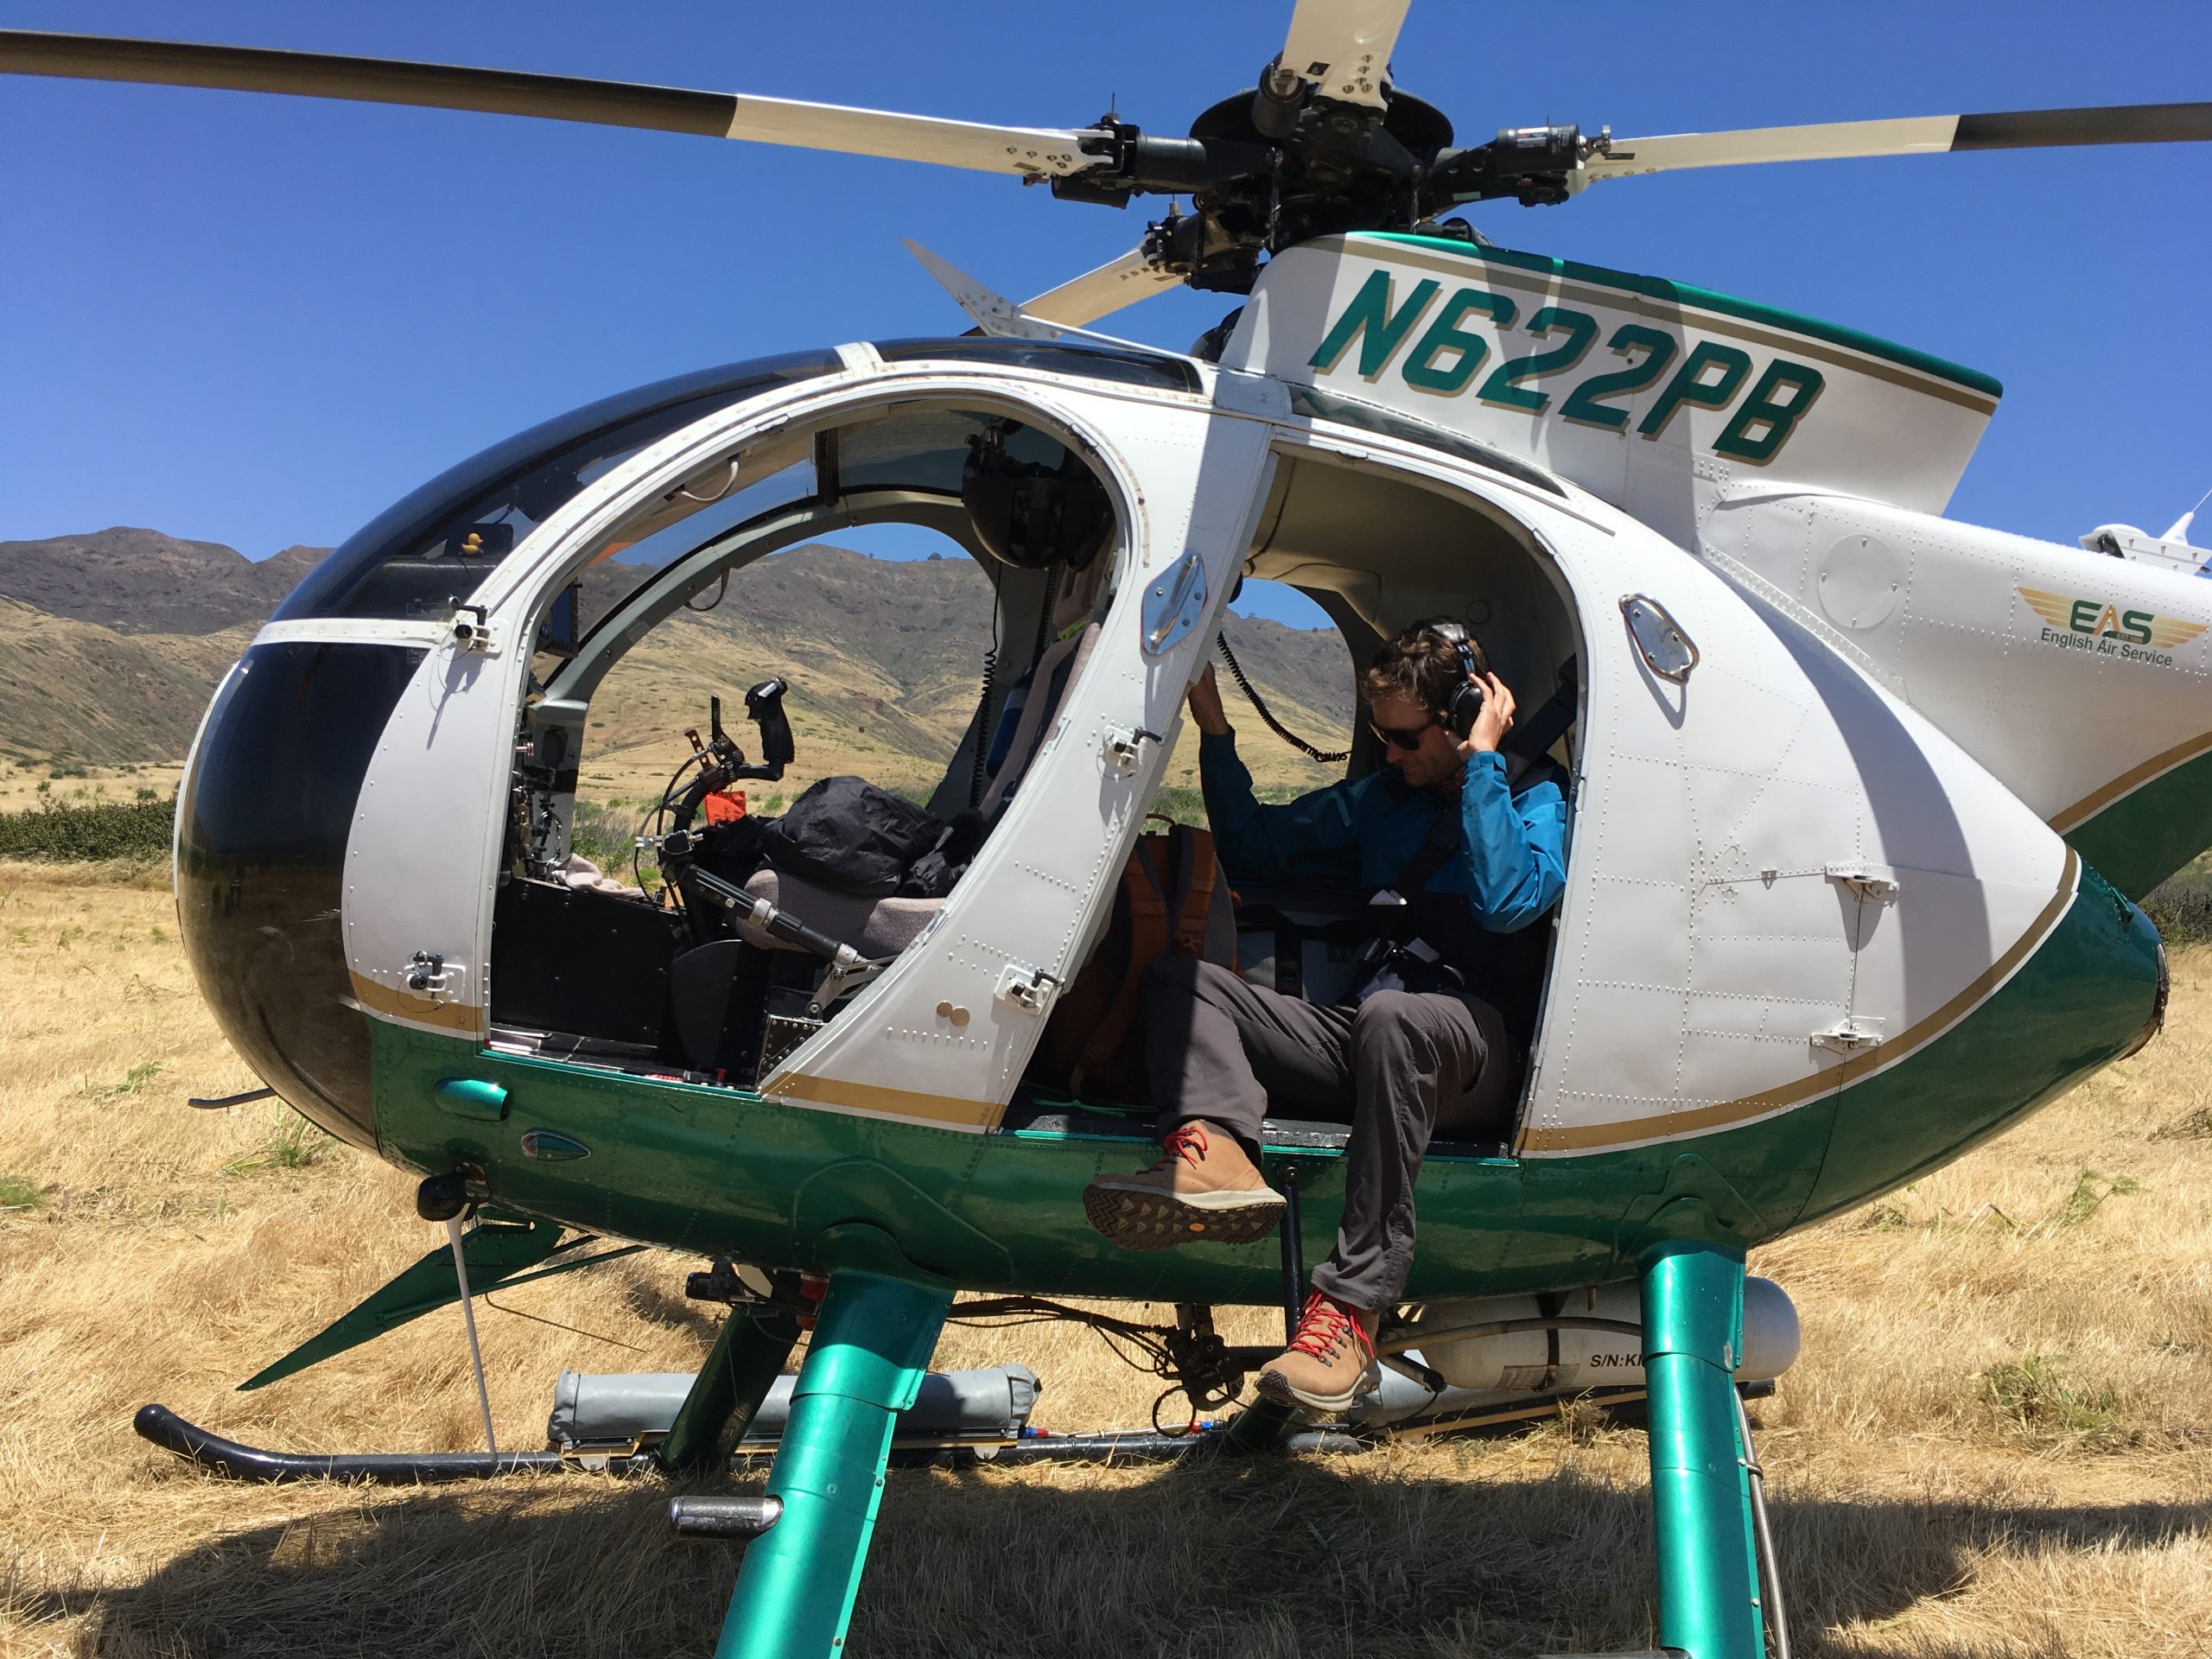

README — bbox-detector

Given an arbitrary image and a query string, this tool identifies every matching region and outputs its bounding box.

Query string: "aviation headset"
[1417,617,1487,739]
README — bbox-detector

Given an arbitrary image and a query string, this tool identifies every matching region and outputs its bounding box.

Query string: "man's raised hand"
[1188,663,1232,737]
[1463,672,1515,755]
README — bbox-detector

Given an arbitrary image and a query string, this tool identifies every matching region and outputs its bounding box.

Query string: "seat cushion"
[738,869,943,958]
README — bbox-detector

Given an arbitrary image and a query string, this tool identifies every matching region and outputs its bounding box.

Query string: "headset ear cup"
[1447,677,1483,739]
[1414,617,1485,740]
[1448,634,1482,738]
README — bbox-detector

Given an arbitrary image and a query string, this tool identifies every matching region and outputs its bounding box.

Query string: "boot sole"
[1254,1362,1381,1416]
[1081,1184,1284,1251]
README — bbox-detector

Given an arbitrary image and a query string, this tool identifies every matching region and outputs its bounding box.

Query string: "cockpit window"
[834,407,1076,497]
[873,336,1200,393]
[273,349,842,623]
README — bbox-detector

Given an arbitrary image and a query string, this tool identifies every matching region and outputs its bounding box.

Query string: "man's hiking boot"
[1255,1292,1381,1413]
[1082,1120,1284,1251]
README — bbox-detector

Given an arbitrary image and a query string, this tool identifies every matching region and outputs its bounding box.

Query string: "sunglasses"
[1370,715,1440,752]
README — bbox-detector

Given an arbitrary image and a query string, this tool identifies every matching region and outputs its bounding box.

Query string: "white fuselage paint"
[1221,236,1999,549]
[283,308,2091,1156]
[1702,491,2212,836]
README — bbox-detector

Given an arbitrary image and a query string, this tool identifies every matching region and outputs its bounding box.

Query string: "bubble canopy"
[272,350,845,624]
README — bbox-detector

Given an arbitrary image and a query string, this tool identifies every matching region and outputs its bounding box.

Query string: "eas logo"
[2019,587,2207,667]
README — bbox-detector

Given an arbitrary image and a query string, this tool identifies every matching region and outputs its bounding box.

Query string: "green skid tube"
[715,1231,952,1659]
[1641,1240,1764,1659]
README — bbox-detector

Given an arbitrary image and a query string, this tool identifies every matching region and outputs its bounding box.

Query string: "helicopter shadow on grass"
[43,1451,2209,1659]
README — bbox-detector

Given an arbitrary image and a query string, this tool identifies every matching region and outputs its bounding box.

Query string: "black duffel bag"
[758,775,949,898]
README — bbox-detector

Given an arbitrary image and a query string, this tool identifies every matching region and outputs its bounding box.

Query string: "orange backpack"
[1039,821,1236,1100]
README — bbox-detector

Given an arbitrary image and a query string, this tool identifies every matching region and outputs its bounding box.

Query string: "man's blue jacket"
[1198,730,1568,931]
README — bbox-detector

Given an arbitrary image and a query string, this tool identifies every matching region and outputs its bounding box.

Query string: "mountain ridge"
[0,528,327,637]
[0,531,1355,785]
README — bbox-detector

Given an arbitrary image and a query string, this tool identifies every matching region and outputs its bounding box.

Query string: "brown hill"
[0,528,325,636]
[0,532,1355,785]
[575,547,1356,798]
[0,599,249,766]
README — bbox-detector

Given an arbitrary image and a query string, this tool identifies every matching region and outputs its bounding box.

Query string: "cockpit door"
[344,369,1275,1132]
[742,393,1274,1128]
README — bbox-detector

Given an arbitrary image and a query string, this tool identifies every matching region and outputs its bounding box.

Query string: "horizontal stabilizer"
[238,1217,641,1390]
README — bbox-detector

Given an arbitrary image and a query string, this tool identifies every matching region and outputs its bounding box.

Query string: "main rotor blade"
[1585,101,2212,183]
[0,30,1107,179]
[1273,0,1412,111]
[1020,246,1182,328]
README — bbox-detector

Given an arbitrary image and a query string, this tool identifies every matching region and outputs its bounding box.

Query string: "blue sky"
[3,1,2207,629]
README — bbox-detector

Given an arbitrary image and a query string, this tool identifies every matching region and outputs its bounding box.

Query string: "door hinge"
[1825,864,1899,903]
[1811,1019,1885,1055]
[448,605,498,654]
[1102,726,1163,776]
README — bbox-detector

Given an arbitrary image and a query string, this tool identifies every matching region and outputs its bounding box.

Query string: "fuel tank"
[1402,1276,1801,1397]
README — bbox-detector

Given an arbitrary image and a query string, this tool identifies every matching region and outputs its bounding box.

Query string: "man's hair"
[1363,621,1490,714]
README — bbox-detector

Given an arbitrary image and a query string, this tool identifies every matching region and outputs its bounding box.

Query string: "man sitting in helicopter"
[1083,621,1568,1412]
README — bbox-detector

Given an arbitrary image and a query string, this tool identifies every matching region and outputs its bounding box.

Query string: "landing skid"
[132,1378,1773,1482]
[135,1239,1784,1658]
[132,1402,658,1483]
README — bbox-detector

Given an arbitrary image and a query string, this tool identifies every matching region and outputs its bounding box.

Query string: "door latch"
[405,950,450,999]
[995,963,1059,1014]
[1102,727,1163,776]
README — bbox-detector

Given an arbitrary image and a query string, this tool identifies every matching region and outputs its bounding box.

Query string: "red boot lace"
[1287,1293,1376,1363]
[1152,1121,1210,1171]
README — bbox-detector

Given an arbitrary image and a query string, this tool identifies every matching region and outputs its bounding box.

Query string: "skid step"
[670,1495,783,1541]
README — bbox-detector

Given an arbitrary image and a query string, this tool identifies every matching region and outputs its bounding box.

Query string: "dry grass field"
[0,766,185,812]
[3,859,2209,1658]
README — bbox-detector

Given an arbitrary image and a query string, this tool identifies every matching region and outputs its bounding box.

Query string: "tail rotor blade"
[1586,101,2212,183]
[0,30,1109,179]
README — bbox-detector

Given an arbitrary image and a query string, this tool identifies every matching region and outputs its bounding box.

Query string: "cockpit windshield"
[273,349,842,623]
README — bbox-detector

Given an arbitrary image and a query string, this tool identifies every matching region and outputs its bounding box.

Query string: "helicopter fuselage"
[175,239,2173,1306]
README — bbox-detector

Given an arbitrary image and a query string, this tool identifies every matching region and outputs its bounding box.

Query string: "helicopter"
[4,7,2208,1658]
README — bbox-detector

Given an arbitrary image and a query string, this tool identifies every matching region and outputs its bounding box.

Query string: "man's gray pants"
[1141,957,1515,1312]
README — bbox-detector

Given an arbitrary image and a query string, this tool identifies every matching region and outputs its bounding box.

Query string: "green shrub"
[2037,1167,2141,1234]
[0,1173,45,1211]
[0,797,174,861]
[1981,1352,2137,1451]
[88,1061,162,1103]
[223,1113,334,1175]
[568,800,641,869]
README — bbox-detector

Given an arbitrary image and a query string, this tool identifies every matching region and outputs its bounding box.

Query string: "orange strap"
[1169,829,1217,958]
[1075,847,1169,1084]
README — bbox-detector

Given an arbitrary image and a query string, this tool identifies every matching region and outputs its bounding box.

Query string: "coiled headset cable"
[1215,630,1350,765]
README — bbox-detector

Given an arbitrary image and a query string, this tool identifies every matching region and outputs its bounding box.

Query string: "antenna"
[2163,481,2212,545]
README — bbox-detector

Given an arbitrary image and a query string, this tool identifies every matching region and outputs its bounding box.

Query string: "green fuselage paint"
[370,865,2158,1304]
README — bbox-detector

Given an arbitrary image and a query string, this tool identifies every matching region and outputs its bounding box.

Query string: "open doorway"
[1020,442,1583,1155]
[487,399,1127,1086]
